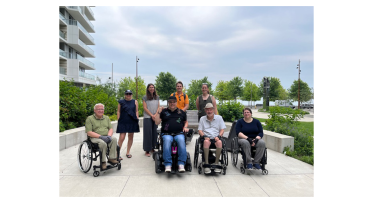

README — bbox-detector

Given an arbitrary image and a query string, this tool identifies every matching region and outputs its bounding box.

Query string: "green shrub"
[108,114,117,121]
[259,106,309,114]
[264,106,314,165]
[217,101,244,122]
[188,94,197,110]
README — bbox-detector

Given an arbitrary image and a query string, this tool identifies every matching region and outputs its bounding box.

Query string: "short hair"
[176,81,183,87]
[243,107,252,114]
[94,103,105,109]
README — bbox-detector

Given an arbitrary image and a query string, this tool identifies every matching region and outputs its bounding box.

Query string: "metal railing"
[77,55,95,68]
[59,30,66,40]
[66,19,94,43]
[60,67,67,75]
[79,71,95,80]
[59,49,68,58]
[78,39,94,55]
[59,12,66,21]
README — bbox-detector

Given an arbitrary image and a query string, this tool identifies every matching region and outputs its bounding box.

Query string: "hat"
[204,103,214,109]
[168,96,177,101]
[125,90,132,94]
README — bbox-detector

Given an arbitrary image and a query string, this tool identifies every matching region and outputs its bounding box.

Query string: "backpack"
[173,92,186,101]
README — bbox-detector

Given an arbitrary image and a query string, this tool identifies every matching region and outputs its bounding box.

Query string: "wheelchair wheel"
[77,141,93,173]
[231,139,238,167]
[222,167,226,175]
[262,169,268,175]
[240,166,245,174]
[118,163,121,170]
[222,149,228,167]
[154,152,162,173]
[193,139,199,168]
[93,171,100,177]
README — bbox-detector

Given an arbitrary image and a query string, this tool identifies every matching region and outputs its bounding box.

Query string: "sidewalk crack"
[119,176,130,197]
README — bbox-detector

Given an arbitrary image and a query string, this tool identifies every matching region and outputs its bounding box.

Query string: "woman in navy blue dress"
[116,90,140,159]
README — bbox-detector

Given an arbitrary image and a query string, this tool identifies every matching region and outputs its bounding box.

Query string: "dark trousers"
[143,118,158,151]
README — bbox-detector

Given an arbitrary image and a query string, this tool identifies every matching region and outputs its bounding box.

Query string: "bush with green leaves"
[259,106,309,115]
[217,101,244,122]
[264,106,314,165]
[188,94,197,110]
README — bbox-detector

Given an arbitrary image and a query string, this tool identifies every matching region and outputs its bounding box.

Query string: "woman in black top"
[116,90,140,159]
[196,83,218,121]
[235,107,266,170]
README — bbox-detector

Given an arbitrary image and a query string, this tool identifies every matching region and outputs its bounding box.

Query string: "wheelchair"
[153,129,194,174]
[194,136,228,175]
[231,137,268,175]
[77,136,121,177]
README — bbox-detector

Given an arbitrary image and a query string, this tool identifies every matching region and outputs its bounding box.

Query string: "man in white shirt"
[198,103,226,174]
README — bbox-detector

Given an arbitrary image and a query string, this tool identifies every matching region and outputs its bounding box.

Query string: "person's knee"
[111,136,117,143]
[215,140,222,148]
[256,139,266,148]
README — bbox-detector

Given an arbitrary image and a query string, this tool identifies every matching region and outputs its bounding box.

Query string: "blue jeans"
[162,134,187,167]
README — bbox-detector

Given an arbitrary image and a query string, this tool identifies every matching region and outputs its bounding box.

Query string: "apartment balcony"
[77,55,95,70]
[66,6,95,33]
[67,38,94,58]
[60,66,67,75]
[59,12,67,25]
[79,71,96,81]
[59,30,67,42]
[85,6,95,21]
[66,19,94,45]
[59,49,68,60]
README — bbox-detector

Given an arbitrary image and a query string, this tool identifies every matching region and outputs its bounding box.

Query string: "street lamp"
[296,59,301,109]
[136,56,140,100]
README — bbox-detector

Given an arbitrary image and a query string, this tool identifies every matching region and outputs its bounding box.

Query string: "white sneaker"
[204,167,211,174]
[178,165,185,173]
[214,163,222,173]
[165,165,171,173]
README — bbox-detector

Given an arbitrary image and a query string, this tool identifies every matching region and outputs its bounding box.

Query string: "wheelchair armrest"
[185,128,194,137]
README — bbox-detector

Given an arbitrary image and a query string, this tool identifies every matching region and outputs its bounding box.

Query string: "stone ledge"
[59,118,143,151]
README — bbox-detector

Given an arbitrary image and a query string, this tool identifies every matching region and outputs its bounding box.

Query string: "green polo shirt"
[85,114,112,136]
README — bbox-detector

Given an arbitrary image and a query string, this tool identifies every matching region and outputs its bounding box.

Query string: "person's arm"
[154,107,163,125]
[183,94,189,112]
[107,128,113,137]
[236,120,249,139]
[117,103,121,120]
[135,100,139,119]
[196,96,199,111]
[256,119,264,139]
[212,96,218,115]
[183,120,189,133]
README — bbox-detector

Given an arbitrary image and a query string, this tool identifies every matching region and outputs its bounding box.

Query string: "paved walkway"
[60,127,314,197]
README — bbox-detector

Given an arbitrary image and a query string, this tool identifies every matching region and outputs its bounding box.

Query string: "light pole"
[296,59,301,109]
[112,63,114,90]
[250,82,252,109]
[136,56,140,100]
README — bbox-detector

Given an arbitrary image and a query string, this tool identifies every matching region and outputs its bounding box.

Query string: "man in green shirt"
[85,103,119,170]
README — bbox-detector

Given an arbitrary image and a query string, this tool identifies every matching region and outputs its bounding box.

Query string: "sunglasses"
[126,93,132,95]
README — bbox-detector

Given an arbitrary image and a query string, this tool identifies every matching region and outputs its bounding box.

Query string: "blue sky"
[88,6,314,94]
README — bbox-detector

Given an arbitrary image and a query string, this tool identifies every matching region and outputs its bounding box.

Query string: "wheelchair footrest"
[202,164,223,169]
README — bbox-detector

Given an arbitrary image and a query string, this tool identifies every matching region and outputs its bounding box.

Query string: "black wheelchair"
[231,136,268,175]
[77,136,121,177]
[193,136,228,175]
[153,129,194,174]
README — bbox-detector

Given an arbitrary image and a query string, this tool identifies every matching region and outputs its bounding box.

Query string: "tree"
[214,80,230,101]
[227,76,243,101]
[288,79,312,105]
[242,80,260,106]
[186,76,213,110]
[155,72,177,101]
[258,77,287,101]
[117,76,146,101]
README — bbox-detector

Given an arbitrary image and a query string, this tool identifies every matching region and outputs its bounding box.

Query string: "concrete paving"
[60,126,314,197]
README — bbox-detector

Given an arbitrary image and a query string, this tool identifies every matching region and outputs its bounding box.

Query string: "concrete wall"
[60,118,143,151]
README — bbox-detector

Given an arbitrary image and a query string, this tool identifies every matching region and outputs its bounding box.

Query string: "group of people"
[84,81,266,172]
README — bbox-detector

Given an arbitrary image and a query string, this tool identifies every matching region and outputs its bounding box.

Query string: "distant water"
[159,98,313,106]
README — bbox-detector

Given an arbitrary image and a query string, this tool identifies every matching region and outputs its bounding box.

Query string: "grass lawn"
[253,117,314,136]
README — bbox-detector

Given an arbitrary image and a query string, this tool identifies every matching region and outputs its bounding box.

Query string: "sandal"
[119,156,123,160]
[145,152,151,157]
[126,154,132,158]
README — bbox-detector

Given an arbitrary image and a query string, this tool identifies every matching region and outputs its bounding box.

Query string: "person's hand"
[99,136,112,143]
[214,137,220,142]
[151,114,156,120]
[183,127,189,133]
[246,137,253,145]
[256,136,261,140]
[204,137,210,140]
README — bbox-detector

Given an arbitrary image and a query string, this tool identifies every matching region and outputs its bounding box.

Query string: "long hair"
[146,83,158,100]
